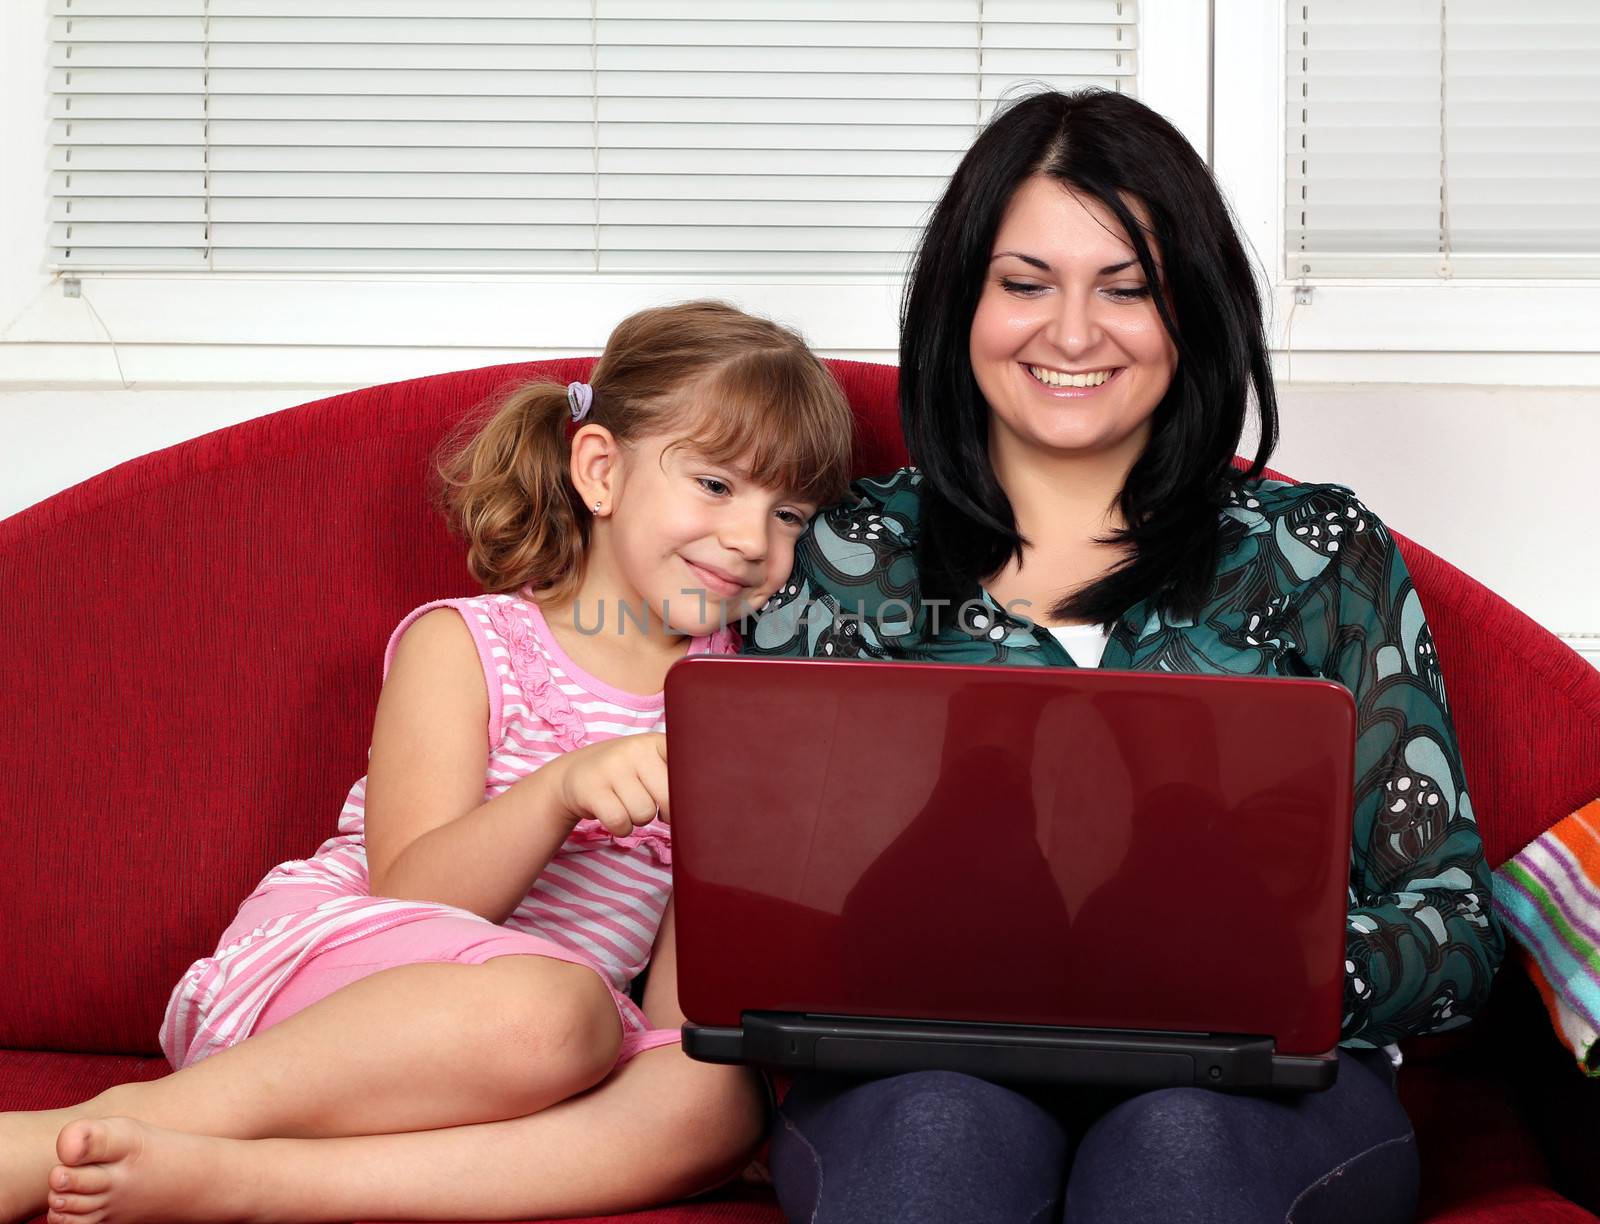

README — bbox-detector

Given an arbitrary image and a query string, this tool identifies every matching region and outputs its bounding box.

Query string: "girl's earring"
[592,500,603,514]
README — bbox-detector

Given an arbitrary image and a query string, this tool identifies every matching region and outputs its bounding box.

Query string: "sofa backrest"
[2,359,1595,1055]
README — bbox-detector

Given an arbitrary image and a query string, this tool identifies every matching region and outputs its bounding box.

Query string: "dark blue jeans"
[769,1050,1418,1224]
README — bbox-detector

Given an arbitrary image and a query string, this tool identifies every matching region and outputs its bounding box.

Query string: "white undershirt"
[1046,622,1111,669]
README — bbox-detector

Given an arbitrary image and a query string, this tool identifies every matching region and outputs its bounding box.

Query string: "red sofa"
[4,358,1599,1224]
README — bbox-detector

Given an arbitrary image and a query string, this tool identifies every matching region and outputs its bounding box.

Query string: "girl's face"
[603,434,816,637]
[969,175,1179,470]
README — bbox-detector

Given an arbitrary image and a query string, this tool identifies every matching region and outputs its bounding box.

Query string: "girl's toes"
[52,1161,112,1195]
[47,1198,106,1224]
[55,1118,112,1166]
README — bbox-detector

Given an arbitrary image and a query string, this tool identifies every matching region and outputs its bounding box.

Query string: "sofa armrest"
[1485,965,1600,1214]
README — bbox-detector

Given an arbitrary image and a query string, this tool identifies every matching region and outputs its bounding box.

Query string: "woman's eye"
[1105,285,1152,302]
[1000,278,1047,296]
[696,477,731,496]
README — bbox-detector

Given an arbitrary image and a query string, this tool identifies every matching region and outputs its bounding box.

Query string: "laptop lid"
[666,657,1355,1085]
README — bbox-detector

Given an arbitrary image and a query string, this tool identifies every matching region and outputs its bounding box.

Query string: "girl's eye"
[1000,278,1047,296]
[1105,285,1152,302]
[775,508,807,528]
[696,477,731,496]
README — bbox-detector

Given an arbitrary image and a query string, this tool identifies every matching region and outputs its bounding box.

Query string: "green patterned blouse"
[745,467,1503,1048]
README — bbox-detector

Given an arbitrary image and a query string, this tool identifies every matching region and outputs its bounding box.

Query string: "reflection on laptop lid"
[667,656,1356,1093]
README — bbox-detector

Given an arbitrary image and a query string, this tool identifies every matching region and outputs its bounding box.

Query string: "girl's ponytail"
[437,381,588,598]
[438,299,853,601]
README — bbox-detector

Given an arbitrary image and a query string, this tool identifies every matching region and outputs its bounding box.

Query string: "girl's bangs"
[678,353,852,507]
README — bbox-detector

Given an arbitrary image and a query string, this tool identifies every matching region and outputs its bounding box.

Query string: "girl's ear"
[569,423,620,516]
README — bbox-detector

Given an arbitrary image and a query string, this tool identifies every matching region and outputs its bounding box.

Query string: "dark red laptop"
[665,656,1356,1092]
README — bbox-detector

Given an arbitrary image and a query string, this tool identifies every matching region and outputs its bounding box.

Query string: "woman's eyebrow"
[990,252,1142,276]
[991,251,1051,270]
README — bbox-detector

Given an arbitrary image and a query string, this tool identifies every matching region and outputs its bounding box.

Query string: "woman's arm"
[1322,499,1505,1046]
[362,608,574,922]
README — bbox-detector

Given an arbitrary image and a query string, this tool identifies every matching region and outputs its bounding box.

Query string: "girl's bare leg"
[1,955,620,1222]
[41,902,764,1224]
[43,1045,764,1224]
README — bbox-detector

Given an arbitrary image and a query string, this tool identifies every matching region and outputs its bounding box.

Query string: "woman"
[746,89,1502,1224]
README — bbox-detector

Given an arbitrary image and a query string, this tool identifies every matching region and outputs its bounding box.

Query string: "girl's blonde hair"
[438,300,854,599]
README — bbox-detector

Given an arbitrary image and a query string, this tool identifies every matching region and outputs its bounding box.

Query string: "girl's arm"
[362,608,575,922]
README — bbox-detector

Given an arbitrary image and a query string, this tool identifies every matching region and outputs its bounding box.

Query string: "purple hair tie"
[566,381,594,423]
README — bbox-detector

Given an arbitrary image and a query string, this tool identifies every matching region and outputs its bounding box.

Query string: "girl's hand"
[548,732,670,838]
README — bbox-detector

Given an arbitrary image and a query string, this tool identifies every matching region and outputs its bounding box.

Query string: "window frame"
[1211,0,1600,386]
[23,2,1598,387]
[1,0,1208,384]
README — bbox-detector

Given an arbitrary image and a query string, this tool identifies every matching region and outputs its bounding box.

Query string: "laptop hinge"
[683,1013,1335,1092]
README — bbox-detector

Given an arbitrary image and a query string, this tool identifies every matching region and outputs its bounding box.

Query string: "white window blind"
[49,0,1138,274]
[1286,0,1600,278]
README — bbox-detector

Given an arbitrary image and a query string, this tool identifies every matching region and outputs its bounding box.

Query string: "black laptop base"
[683,1013,1338,1093]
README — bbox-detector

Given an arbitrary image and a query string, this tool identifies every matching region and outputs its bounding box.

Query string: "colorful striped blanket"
[1492,798,1600,1076]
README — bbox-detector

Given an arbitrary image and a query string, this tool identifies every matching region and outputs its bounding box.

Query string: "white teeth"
[1027,365,1112,388]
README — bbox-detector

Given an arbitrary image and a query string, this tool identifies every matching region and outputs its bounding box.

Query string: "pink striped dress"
[161,594,736,1069]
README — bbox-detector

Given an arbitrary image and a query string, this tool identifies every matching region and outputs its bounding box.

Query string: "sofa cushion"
[1419,1187,1600,1224]
[0,1048,170,1106]
[5,1045,1587,1224]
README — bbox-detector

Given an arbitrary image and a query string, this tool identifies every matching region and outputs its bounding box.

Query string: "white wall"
[0,386,338,514]
[3,379,1596,668]
[1265,384,1600,646]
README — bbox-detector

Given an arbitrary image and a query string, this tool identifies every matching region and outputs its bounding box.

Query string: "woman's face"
[969,175,1178,468]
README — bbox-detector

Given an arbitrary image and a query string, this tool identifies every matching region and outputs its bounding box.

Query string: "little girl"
[1,300,852,1224]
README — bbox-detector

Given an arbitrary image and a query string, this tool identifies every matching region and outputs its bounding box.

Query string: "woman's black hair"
[900,87,1278,626]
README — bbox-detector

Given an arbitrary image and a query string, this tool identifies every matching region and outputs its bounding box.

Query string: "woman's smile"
[1022,364,1124,395]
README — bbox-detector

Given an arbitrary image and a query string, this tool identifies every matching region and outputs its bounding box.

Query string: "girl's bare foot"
[1,1107,82,1223]
[46,1118,251,1224]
